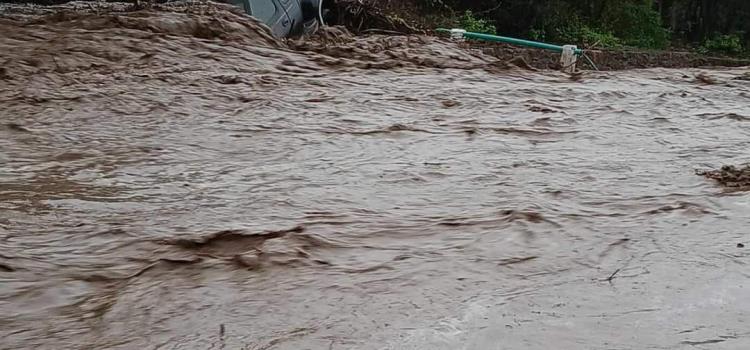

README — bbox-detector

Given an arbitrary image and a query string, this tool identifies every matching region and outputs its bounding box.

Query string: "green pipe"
[436,28,584,56]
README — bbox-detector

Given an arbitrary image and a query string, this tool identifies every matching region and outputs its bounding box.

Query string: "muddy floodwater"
[2,5,750,350]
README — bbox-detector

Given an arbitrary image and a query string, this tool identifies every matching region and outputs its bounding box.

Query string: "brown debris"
[500,209,546,223]
[697,165,750,189]
[163,226,337,270]
[695,72,718,84]
[4,123,31,132]
[326,0,423,34]
[644,202,712,215]
[168,226,305,251]
[441,100,461,108]
[498,256,537,266]
[529,106,557,113]
[0,262,14,272]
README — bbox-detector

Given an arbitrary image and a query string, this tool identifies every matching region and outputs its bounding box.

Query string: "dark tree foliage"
[2,0,748,52]
[427,0,749,52]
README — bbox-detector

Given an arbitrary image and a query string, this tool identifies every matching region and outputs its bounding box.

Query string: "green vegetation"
[600,3,669,49]
[458,10,495,34]
[427,0,750,56]
[700,34,745,55]
[530,18,622,49]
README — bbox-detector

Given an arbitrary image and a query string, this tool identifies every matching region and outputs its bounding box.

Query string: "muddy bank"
[325,0,750,70]
[289,26,539,72]
[3,0,750,71]
[321,0,750,70]
[0,3,537,82]
[471,42,750,71]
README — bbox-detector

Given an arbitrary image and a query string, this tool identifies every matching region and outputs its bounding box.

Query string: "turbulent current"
[1,3,749,350]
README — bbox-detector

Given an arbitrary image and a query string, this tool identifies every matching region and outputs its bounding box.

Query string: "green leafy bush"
[531,17,621,48]
[526,1,619,49]
[577,26,621,48]
[701,34,744,55]
[459,10,496,34]
[601,3,669,49]
[556,23,621,48]
[529,28,546,41]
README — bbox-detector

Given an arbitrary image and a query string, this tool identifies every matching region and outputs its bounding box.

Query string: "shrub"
[532,16,621,48]
[459,10,496,34]
[701,33,744,55]
[556,23,622,48]
[526,0,620,49]
[601,2,669,49]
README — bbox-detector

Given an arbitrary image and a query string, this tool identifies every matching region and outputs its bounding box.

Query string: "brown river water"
[1,4,750,350]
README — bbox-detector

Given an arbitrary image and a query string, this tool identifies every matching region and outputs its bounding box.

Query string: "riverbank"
[326,0,750,71]
[2,0,750,71]
[468,41,750,71]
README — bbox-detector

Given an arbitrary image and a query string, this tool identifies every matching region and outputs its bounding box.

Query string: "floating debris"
[697,165,750,188]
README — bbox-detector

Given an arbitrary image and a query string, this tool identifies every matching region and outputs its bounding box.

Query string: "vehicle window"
[249,0,277,23]
[227,0,247,12]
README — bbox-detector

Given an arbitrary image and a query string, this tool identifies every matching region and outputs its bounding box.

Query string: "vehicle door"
[248,0,292,38]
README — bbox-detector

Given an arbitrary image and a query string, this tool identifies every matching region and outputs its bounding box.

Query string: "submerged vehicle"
[223,0,322,38]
